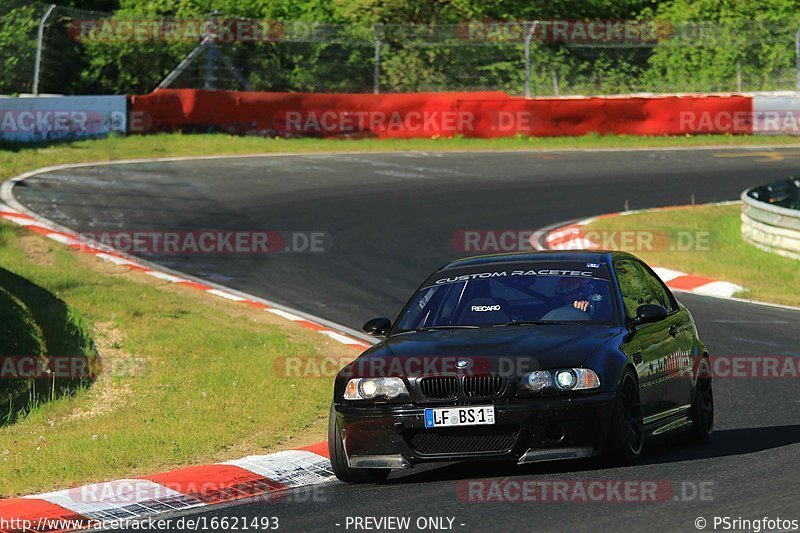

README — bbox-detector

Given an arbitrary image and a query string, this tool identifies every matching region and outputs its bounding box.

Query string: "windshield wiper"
[494,320,576,327]
[414,325,480,331]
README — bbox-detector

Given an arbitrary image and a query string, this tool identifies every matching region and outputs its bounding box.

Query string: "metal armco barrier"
[741,178,800,259]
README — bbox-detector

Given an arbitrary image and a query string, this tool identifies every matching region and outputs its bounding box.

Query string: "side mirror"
[630,304,668,327]
[363,317,392,337]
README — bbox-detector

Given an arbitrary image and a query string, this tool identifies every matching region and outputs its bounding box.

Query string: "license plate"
[424,405,495,428]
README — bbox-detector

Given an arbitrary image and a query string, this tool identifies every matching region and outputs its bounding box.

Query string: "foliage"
[642,0,800,92]
[0,4,39,94]
[3,0,800,95]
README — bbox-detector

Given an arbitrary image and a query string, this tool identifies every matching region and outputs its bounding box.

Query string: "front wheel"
[689,359,714,443]
[606,368,644,466]
[328,404,391,483]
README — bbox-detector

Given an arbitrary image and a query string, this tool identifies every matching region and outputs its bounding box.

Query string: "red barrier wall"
[129,89,753,138]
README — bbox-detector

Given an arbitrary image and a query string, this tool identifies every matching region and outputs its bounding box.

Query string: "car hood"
[352,325,620,377]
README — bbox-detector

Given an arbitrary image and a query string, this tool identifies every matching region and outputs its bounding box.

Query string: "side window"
[635,262,677,312]
[614,260,661,318]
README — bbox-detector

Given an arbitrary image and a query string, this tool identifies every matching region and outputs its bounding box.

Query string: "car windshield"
[394,262,618,332]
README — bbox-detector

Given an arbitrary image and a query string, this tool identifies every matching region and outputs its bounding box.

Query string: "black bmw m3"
[328,251,714,483]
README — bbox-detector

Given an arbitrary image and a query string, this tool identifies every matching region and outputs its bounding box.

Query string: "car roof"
[439,250,636,271]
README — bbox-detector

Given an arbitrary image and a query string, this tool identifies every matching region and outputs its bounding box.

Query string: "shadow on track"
[383,425,800,485]
[647,424,800,464]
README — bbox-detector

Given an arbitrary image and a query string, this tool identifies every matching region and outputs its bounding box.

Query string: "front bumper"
[333,391,616,467]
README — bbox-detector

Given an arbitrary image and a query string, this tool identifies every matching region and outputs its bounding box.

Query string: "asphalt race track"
[12,147,800,532]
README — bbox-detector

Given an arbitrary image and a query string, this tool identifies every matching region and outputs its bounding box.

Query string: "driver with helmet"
[555,277,592,312]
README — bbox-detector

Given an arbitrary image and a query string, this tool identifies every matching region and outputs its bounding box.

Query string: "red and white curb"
[0,203,370,351]
[0,443,331,532]
[539,205,746,299]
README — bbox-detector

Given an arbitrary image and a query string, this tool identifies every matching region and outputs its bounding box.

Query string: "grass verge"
[581,203,800,307]
[3,132,800,183]
[0,262,96,426]
[0,222,353,497]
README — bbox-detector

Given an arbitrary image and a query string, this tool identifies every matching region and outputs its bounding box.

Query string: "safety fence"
[3,2,800,96]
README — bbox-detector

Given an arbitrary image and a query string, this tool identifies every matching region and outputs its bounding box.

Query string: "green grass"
[3,132,800,183]
[0,264,96,426]
[582,203,800,307]
[0,224,351,497]
[0,280,47,422]
[0,285,44,362]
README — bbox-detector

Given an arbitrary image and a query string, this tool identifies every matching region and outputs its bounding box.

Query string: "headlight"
[359,379,379,398]
[525,370,553,392]
[520,368,600,393]
[344,377,409,400]
[555,369,577,389]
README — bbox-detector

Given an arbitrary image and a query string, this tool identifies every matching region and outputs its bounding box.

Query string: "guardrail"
[741,178,800,260]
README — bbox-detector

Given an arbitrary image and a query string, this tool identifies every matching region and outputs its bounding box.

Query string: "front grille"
[418,375,506,400]
[419,376,459,399]
[406,425,519,455]
[463,375,505,398]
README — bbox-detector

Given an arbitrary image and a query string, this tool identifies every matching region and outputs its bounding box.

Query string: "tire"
[606,367,644,466]
[328,404,391,483]
[689,359,714,443]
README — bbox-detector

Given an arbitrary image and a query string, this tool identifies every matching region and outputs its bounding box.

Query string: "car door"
[636,261,695,409]
[613,259,680,421]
